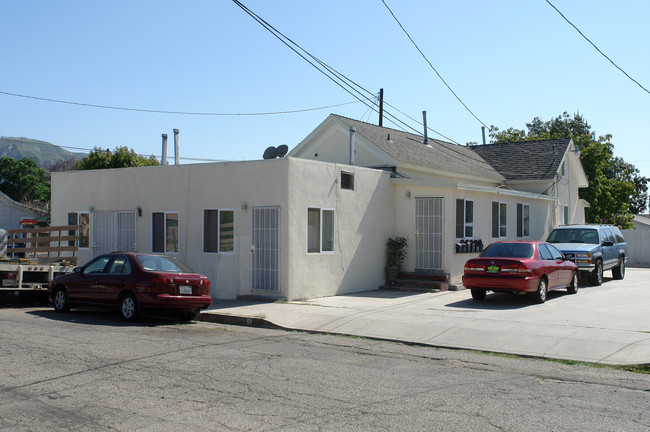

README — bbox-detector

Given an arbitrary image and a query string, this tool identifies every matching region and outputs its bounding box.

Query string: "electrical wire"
[0,137,228,162]
[231,0,459,142]
[380,0,488,127]
[545,0,650,95]
[0,90,362,116]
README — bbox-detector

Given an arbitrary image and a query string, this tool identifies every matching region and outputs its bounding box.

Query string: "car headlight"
[575,252,591,258]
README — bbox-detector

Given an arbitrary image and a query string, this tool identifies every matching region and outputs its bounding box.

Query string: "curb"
[197,311,281,329]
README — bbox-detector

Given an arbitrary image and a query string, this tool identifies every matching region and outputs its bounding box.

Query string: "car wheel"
[589,260,603,286]
[120,293,139,322]
[612,257,625,280]
[567,271,578,294]
[53,286,70,312]
[533,278,547,304]
[470,288,486,301]
[180,309,199,321]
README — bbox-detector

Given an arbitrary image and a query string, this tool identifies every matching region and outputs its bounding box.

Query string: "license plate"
[2,279,16,287]
[486,265,500,274]
[179,285,192,294]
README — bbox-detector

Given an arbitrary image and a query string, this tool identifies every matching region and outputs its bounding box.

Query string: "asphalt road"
[1,304,649,431]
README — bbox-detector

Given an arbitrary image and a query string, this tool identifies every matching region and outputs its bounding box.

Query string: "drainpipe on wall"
[349,126,356,165]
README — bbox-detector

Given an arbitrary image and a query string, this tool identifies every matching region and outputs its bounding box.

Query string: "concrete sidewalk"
[200,268,650,365]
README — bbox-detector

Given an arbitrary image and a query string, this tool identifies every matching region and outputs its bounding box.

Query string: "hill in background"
[0,136,86,166]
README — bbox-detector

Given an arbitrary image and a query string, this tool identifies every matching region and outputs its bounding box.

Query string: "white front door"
[415,197,444,271]
[251,207,280,292]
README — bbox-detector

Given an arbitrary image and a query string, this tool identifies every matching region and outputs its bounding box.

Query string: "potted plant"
[385,236,408,279]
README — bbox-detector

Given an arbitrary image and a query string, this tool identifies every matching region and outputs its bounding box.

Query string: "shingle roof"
[331,115,504,181]
[469,139,571,180]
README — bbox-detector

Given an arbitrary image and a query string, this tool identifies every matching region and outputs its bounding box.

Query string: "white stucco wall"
[51,158,393,301]
[392,180,556,285]
[621,216,650,267]
[285,159,393,299]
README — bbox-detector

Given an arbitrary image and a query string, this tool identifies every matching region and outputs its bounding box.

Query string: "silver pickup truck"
[546,224,627,286]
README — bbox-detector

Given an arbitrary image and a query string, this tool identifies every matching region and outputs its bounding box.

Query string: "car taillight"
[501,263,532,275]
[151,277,170,285]
[464,263,484,272]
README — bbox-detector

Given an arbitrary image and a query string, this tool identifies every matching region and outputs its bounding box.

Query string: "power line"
[545,0,650,96]
[380,0,488,127]
[0,90,362,116]
[231,0,460,142]
[0,137,228,162]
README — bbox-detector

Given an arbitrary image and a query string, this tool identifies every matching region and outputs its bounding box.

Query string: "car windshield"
[547,228,599,244]
[135,255,195,273]
[480,243,534,258]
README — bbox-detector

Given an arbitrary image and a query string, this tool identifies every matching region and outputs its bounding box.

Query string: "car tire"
[120,293,139,322]
[533,278,548,304]
[53,286,70,312]
[470,289,486,301]
[589,260,603,286]
[612,257,625,280]
[180,309,199,321]
[567,271,578,294]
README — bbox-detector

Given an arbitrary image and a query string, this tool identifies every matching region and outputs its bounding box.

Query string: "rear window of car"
[547,228,598,244]
[611,227,625,243]
[135,255,195,273]
[480,243,534,258]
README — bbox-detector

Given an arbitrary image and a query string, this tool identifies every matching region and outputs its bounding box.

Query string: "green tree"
[0,156,50,204]
[489,112,647,229]
[74,146,160,170]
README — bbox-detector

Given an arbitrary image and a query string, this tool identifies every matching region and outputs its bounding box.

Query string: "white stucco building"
[50,114,589,300]
[0,191,38,230]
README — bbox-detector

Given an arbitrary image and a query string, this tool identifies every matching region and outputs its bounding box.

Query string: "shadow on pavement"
[27,307,191,327]
[445,290,571,310]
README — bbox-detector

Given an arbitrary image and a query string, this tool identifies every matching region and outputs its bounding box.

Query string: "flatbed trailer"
[0,225,80,299]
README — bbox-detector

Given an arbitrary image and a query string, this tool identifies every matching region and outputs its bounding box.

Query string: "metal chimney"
[173,129,180,165]
[422,111,428,145]
[481,126,486,145]
[349,126,356,165]
[161,134,168,165]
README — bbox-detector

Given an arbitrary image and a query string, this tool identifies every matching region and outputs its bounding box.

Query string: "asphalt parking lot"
[201,267,650,365]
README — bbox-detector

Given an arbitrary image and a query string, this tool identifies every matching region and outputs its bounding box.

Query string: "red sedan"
[48,252,212,321]
[462,241,578,303]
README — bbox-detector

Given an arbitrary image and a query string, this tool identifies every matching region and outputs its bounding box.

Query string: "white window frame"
[203,208,235,254]
[152,211,179,254]
[307,207,335,254]
[517,203,530,238]
[455,199,474,239]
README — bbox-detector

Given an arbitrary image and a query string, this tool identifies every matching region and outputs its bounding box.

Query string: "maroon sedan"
[462,241,578,303]
[48,252,212,321]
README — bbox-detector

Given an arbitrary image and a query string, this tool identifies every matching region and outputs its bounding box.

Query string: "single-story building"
[0,190,39,230]
[621,214,650,267]
[50,114,589,300]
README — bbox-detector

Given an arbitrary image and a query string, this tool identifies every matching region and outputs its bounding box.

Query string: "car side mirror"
[74,267,83,274]
[602,241,614,247]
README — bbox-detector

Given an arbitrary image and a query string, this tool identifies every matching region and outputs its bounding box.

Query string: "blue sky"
[2,1,649,179]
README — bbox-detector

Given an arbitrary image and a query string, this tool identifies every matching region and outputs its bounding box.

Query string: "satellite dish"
[263,146,278,160]
[277,144,289,157]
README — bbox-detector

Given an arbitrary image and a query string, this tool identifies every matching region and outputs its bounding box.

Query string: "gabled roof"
[331,115,504,181]
[469,139,571,181]
[0,190,36,213]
